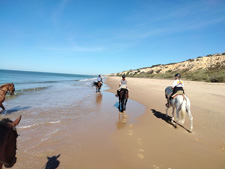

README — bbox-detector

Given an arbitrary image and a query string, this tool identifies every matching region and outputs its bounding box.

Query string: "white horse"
[165,86,193,132]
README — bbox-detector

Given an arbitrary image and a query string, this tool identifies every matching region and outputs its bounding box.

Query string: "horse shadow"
[151,109,191,132]
[114,102,119,109]
[114,102,124,113]
[3,106,31,114]
[151,109,176,128]
[45,154,61,169]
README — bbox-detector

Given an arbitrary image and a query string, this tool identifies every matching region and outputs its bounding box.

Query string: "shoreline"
[106,76,225,169]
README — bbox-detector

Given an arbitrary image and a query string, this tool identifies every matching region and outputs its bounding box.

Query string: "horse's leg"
[121,98,124,112]
[118,98,121,110]
[123,99,126,111]
[0,103,5,114]
[166,107,169,119]
[124,99,127,111]
[171,107,175,122]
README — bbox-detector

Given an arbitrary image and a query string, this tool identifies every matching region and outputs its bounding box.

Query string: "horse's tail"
[180,95,187,124]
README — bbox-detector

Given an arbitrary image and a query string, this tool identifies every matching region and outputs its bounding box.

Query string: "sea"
[0,69,145,168]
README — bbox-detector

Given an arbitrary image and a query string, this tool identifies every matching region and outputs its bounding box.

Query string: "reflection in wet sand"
[116,112,128,130]
[96,92,102,106]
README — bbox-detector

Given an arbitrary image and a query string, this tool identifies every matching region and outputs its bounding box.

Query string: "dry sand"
[106,76,225,169]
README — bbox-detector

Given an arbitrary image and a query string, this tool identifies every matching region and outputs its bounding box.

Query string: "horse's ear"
[12,115,22,127]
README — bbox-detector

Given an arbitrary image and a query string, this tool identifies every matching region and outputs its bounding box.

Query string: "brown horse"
[0,83,15,114]
[118,88,129,112]
[0,115,21,169]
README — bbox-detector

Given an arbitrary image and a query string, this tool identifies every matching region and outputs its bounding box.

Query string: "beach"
[107,76,225,169]
[1,72,225,169]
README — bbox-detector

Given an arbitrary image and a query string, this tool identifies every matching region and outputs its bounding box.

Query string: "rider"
[97,75,103,84]
[115,74,127,97]
[166,73,185,107]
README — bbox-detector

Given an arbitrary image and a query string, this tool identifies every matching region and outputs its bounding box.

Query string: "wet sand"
[2,83,145,169]
[106,76,225,169]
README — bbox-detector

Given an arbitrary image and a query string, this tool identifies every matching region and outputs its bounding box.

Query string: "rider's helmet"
[98,75,101,77]
[174,73,181,78]
[122,74,126,78]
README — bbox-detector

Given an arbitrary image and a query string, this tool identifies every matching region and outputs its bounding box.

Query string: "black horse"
[118,88,129,112]
[92,82,102,92]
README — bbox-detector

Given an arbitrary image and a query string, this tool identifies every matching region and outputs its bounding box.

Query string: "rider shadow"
[3,106,31,115]
[44,154,61,169]
[151,109,176,128]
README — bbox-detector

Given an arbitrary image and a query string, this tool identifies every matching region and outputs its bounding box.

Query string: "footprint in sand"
[137,138,143,146]
[138,153,144,159]
[153,164,159,169]
[221,146,225,152]
[128,130,133,136]
[137,138,144,159]
[194,138,204,143]
[138,148,144,153]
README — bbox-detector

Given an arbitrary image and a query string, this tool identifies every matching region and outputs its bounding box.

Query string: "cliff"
[110,53,225,82]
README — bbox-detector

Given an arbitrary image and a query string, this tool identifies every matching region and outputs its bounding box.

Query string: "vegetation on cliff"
[111,53,225,83]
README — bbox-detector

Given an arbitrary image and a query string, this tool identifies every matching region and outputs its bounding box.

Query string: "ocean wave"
[17,86,51,92]
[15,79,79,85]
[19,120,61,130]
[49,120,61,124]
[18,123,38,129]
[41,129,60,142]
[79,77,96,82]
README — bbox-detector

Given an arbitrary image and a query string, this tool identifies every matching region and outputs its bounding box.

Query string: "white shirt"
[172,79,184,88]
[97,77,102,82]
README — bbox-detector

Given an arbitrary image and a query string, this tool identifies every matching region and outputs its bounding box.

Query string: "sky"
[0,0,225,75]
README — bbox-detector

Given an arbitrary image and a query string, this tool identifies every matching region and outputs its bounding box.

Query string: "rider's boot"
[165,99,170,108]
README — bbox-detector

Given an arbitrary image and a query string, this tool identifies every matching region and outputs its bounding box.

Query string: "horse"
[165,86,193,132]
[118,88,129,112]
[0,83,15,114]
[92,81,102,92]
[0,115,21,169]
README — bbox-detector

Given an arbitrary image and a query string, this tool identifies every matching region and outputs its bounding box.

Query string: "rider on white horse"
[166,73,185,108]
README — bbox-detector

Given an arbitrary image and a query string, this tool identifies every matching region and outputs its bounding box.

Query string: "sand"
[106,76,225,169]
[4,77,225,169]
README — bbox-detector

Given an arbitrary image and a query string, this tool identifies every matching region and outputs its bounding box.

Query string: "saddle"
[171,90,184,99]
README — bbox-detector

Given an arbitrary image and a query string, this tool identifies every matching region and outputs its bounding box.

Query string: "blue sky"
[0,0,225,75]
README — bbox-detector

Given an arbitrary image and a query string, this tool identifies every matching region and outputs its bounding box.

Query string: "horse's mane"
[0,83,12,88]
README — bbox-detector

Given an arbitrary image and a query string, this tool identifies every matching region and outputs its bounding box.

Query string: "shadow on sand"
[44,154,61,169]
[3,106,31,114]
[151,109,191,133]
